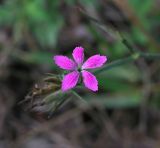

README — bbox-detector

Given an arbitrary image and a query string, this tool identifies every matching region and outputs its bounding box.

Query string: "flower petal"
[72,46,84,65]
[62,71,80,91]
[82,70,98,91]
[54,55,77,70]
[82,54,107,69]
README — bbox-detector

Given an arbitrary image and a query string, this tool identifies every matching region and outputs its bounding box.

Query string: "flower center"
[77,67,82,72]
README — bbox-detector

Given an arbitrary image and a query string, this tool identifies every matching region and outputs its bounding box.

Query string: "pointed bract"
[62,71,80,91]
[54,55,77,70]
[82,70,98,91]
[82,55,107,69]
[72,46,84,65]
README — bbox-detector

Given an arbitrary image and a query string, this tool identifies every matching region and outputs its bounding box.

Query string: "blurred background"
[0,0,160,147]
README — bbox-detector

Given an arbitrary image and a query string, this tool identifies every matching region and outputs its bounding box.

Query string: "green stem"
[71,90,88,104]
[140,53,160,60]
[94,52,160,75]
[118,32,139,53]
[94,54,139,75]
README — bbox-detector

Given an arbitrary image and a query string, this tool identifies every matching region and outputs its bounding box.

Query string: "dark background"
[0,0,160,147]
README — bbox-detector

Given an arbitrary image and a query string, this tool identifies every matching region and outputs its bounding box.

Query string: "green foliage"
[0,0,63,48]
[86,93,142,109]
[12,50,54,66]
[128,0,156,48]
[98,64,140,92]
[0,0,99,48]
[67,0,97,6]
[128,0,152,19]
[131,28,148,45]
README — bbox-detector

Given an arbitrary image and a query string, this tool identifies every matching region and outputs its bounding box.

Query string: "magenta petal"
[82,54,107,69]
[72,46,84,65]
[82,70,98,91]
[62,71,80,91]
[54,55,77,70]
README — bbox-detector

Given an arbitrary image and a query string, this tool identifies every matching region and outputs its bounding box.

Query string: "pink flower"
[53,47,107,92]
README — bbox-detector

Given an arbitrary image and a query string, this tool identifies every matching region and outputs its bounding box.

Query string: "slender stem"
[118,32,139,53]
[119,32,160,60]
[94,52,160,75]
[118,32,158,131]
[94,54,139,75]
[141,53,160,60]
[71,90,88,104]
